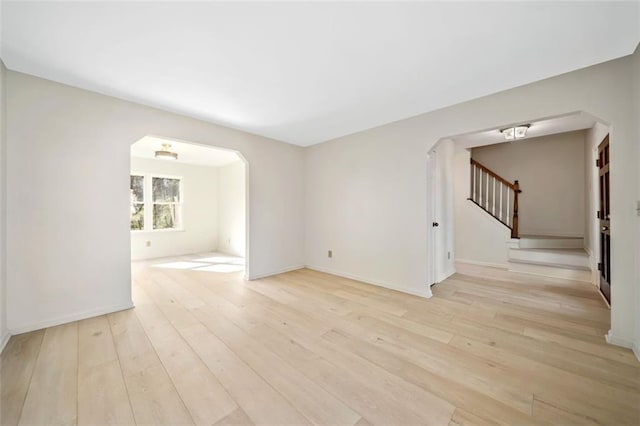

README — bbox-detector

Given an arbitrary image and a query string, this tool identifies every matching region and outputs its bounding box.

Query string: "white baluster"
[506,190,511,226]
[472,165,476,201]
[492,178,496,215]
[485,172,489,210]
[499,183,503,221]
[478,169,484,205]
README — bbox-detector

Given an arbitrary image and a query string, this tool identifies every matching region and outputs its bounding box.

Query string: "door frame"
[427,149,439,290]
[597,134,611,303]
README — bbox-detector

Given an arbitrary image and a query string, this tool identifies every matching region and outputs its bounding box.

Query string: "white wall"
[6,71,305,334]
[130,157,219,260]
[305,52,639,347]
[454,148,511,267]
[471,131,586,237]
[584,122,610,285]
[0,60,7,351]
[217,161,246,257]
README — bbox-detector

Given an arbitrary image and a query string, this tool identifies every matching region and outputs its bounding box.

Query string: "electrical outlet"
[146,241,151,247]
[328,250,332,258]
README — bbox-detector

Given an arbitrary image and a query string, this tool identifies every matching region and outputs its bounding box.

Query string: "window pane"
[130,175,144,203]
[153,177,180,202]
[130,204,144,230]
[153,204,180,229]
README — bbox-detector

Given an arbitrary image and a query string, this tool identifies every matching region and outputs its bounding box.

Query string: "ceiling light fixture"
[154,143,178,160]
[500,124,530,140]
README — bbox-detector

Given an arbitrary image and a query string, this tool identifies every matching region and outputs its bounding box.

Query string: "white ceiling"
[131,136,242,168]
[452,112,598,149]
[2,2,639,147]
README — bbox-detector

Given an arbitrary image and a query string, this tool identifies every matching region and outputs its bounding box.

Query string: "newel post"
[511,180,521,239]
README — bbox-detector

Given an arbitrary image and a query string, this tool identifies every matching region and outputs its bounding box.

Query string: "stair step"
[518,235,584,249]
[508,261,592,282]
[508,248,590,270]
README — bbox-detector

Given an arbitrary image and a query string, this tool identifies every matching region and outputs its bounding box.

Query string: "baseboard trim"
[0,331,10,354]
[9,301,135,336]
[604,329,635,350]
[508,258,590,272]
[520,232,584,238]
[455,259,509,270]
[304,265,432,298]
[633,342,640,363]
[436,268,456,285]
[248,265,305,281]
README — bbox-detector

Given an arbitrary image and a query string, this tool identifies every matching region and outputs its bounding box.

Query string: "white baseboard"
[304,265,432,298]
[520,231,584,238]
[436,268,456,284]
[0,330,10,354]
[248,265,305,281]
[455,259,509,270]
[9,301,134,336]
[604,329,635,350]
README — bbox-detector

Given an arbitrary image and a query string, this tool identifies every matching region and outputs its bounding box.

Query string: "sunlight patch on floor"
[195,264,245,273]
[152,253,245,273]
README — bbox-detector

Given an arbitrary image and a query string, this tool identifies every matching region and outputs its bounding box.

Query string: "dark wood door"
[598,135,611,303]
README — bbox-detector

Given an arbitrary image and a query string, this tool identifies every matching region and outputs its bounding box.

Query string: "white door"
[427,149,440,286]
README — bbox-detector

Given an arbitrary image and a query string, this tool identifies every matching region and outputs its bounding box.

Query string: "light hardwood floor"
[2,255,639,425]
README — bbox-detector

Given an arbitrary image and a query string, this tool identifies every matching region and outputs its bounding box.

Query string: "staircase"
[508,236,591,282]
[468,159,592,282]
[469,158,522,238]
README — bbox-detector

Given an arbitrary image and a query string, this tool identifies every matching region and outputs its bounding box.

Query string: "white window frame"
[130,172,184,233]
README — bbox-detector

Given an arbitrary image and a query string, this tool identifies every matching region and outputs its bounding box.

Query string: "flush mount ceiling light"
[154,143,178,160]
[500,124,531,140]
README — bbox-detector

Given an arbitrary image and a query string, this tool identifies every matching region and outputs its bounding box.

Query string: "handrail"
[469,158,522,239]
[470,158,515,189]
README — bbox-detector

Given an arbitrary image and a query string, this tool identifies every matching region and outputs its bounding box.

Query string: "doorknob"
[601,226,609,232]
[432,222,439,227]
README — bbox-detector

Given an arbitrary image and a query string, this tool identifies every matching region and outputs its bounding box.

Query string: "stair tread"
[508,258,591,271]
[520,235,583,240]
[510,247,588,256]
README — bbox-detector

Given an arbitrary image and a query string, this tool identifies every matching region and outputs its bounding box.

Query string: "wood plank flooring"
[2,255,639,425]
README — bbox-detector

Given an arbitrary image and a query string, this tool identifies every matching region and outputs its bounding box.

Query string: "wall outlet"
[328,250,332,258]
[146,241,151,247]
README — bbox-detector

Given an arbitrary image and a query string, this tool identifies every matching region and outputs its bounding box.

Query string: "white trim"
[0,331,10,354]
[633,342,640,363]
[131,228,186,235]
[8,301,134,336]
[436,267,456,285]
[455,259,509,270]
[596,288,611,308]
[248,265,305,281]
[519,231,585,238]
[305,265,432,298]
[604,329,634,349]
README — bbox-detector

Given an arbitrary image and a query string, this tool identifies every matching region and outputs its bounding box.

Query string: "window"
[130,175,145,230]
[130,174,183,231]
[152,177,182,230]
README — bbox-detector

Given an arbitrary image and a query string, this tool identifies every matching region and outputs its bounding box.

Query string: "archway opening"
[129,135,249,279]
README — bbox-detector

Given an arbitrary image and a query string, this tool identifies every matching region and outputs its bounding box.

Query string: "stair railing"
[469,158,522,239]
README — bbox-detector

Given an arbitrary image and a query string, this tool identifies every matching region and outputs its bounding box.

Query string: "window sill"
[131,228,185,234]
